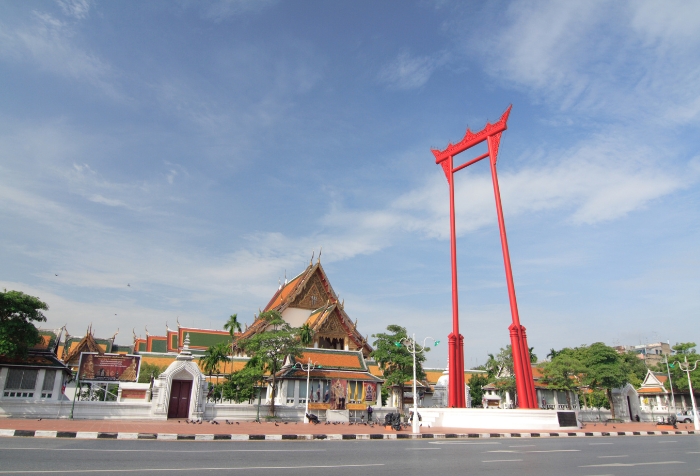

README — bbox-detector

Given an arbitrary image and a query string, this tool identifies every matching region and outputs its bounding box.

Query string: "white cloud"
[57,0,92,20]
[468,1,700,123]
[0,280,182,342]
[0,7,121,100]
[195,0,278,21]
[378,50,446,90]
[324,131,692,243]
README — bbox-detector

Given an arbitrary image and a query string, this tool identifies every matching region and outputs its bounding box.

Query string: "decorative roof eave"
[274,368,384,382]
[64,331,105,364]
[0,351,72,374]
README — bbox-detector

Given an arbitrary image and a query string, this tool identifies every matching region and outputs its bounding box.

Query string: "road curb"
[0,429,695,441]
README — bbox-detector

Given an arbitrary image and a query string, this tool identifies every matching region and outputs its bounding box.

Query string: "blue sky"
[1,0,699,368]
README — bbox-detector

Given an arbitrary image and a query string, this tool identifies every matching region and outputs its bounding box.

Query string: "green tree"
[0,290,48,358]
[200,341,231,398]
[540,353,585,409]
[137,362,166,383]
[223,355,265,403]
[665,346,700,393]
[224,313,242,356]
[586,389,610,410]
[481,345,537,405]
[467,372,489,408]
[299,323,314,347]
[370,325,428,410]
[579,342,628,419]
[236,310,303,416]
[618,351,648,387]
[673,342,697,355]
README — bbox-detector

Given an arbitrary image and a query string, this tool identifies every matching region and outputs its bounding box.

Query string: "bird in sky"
[127,283,130,287]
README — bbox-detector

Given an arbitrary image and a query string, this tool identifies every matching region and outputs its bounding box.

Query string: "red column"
[488,142,537,409]
[447,156,466,408]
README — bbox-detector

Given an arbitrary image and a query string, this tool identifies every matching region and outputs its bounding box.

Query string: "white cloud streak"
[471,0,700,123]
[0,6,121,100]
[378,50,447,90]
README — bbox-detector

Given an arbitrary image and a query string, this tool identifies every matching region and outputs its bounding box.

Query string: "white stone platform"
[418,408,580,431]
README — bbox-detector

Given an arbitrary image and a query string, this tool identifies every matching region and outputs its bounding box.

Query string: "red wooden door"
[168,380,192,419]
[177,381,192,418]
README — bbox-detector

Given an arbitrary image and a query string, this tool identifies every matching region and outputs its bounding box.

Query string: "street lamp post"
[294,358,317,424]
[679,356,700,431]
[401,335,439,434]
[664,355,676,414]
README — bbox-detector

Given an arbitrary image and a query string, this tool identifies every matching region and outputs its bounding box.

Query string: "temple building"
[239,259,372,356]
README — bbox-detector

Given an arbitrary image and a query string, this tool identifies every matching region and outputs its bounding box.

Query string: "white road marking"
[0,464,385,474]
[589,442,614,445]
[597,455,628,458]
[527,449,580,453]
[580,461,685,468]
[429,441,500,445]
[482,459,522,463]
[488,449,580,454]
[657,440,677,443]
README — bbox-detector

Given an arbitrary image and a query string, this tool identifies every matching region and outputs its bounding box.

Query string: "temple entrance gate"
[167,379,192,419]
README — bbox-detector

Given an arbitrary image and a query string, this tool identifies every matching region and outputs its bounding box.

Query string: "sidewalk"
[0,418,696,440]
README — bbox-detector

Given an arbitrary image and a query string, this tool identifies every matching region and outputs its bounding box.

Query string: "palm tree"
[201,341,230,401]
[224,313,242,372]
[299,323,314,347]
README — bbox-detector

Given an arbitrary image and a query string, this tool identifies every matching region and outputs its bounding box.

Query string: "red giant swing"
[432,106,538,409]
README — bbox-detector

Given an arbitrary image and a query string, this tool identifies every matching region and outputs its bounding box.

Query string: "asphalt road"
[1,436,699,476]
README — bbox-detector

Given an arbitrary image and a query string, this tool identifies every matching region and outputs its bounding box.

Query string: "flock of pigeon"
[177,419,381,428]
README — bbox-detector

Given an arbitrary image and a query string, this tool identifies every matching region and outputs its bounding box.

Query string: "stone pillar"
[35,369,46,401]
[376,384,382,408]
[553,391,559,409]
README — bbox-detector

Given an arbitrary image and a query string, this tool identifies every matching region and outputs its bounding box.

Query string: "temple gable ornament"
[293,275,327,310]
[318,312,346,338]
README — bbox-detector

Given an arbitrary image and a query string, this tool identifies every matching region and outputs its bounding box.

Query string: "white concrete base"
[326,410,349,422]
[418,408,580,431]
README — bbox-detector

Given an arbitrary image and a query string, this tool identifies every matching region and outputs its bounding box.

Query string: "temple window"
[298,380,307,404]
[285,381,296,404]
[309,379,330,403]
[41,370,56,399]
[3,369,38,398]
